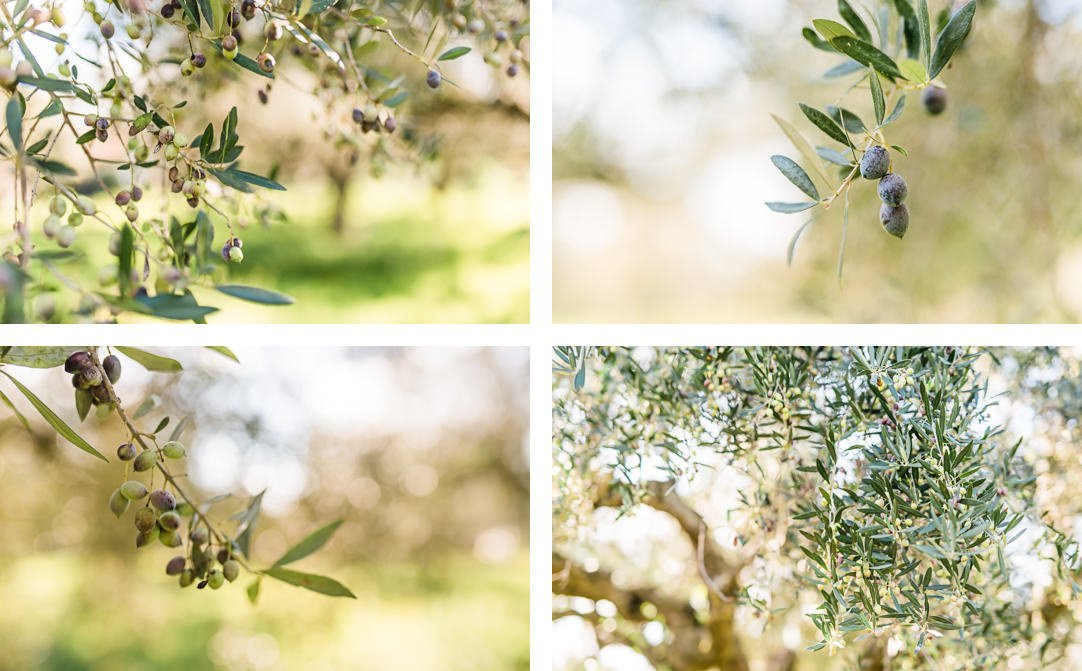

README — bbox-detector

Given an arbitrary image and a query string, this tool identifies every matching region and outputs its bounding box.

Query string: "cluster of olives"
[42,194,97,249]
[859,146,909,239]
[65,350,120,407]
[111,438,242,589]
[446,11,526,78]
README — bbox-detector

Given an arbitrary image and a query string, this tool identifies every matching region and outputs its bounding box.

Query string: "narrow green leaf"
[838,0,871,42]
[897,58,929,84]
[115,347,183,372]
[206,346,239,362]
[798,103,852,148]
[869,69,885,125]
[247,578,261,604]
[916,0,932,66]
[802,27,835,52]
[813,18,855,41]
[235,490,264,559]
[215,285,294,305]
[883,95,907,125]
[437,46,470,61]
[787,219,815,267]
[771,155,819,200]
[0,346,81,368]
[766,201,817,214]
[6,97,23,151]
[0,388,32,431]
[929,0,976,79]
[0,369,106,461]
[263,567,355,598]
[770,113,831,189]
[18,76,73,92]
[829,36,903,79]
[274,519,344,567]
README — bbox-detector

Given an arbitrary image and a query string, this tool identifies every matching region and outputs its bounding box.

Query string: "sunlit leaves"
[263,567,356,598]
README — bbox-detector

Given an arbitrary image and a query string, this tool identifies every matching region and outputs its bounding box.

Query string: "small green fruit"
[162,441,186,459]
[120,480,149,500]
[133,449,157,472]
[207,568,224,589]
[159,527,183,547]
[134,506,158,532]
[176,501,195,517]
[179,569,195,587]
[222,559,239,582]
[109,488,130,517]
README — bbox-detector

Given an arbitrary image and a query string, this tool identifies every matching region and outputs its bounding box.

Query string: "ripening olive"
[117,442,136,460]
[102,355,121,383]
[179,569,195,587]
[222,559,240,582]
[190,526,209,546]
[134,506,158,532]
[133,449,157,472]
[64,351,90,373]
[158,510,182,531]
[150,489,176,511]
[165,555,186,575]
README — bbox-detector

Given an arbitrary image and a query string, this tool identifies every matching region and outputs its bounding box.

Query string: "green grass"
[0,550,529,671]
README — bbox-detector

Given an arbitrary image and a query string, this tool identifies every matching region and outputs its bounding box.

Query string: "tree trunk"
[328,164,354,236]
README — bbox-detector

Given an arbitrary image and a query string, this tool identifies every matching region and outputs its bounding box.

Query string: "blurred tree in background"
[554,0,1082,323]
[0,346,528,670]
[553,346,1082,670]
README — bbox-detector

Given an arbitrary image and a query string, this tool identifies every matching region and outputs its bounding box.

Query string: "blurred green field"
[28,164,528,324]
[0,550,528,671]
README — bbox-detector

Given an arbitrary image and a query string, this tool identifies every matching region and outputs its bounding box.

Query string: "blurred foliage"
[0,346,528,670]
[554,0,1082,322]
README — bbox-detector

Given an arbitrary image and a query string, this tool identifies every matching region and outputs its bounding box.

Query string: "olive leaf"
[798,103,853,148]
[929,0,976,79]
[273,519,344,567]
[770,155,820,201]
[829,36,903,80]
[263,567,356,598]
[0,346,81,368]
[869,69,885,125]
[0,369,106,461]
[116,347,183,372]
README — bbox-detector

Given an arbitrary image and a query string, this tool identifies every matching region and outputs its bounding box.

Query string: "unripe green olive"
[75,195,96,215]
[164,143,179,160]
[56,225,75,248]
[150,489,176,511]
[116,442,136,460]
[165,555,186,575]
[207,567,224,589]
[179,569,195,587]
[176,501,195,517]
[162,441,186,459]
[109,488,130,517]
[158,510,181,531]
[133,449,157,471]
[222,559,240,582]
[119,480,149,500]
[49,196,67,216]
[134,506,158,532]
[159,527,183,547]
